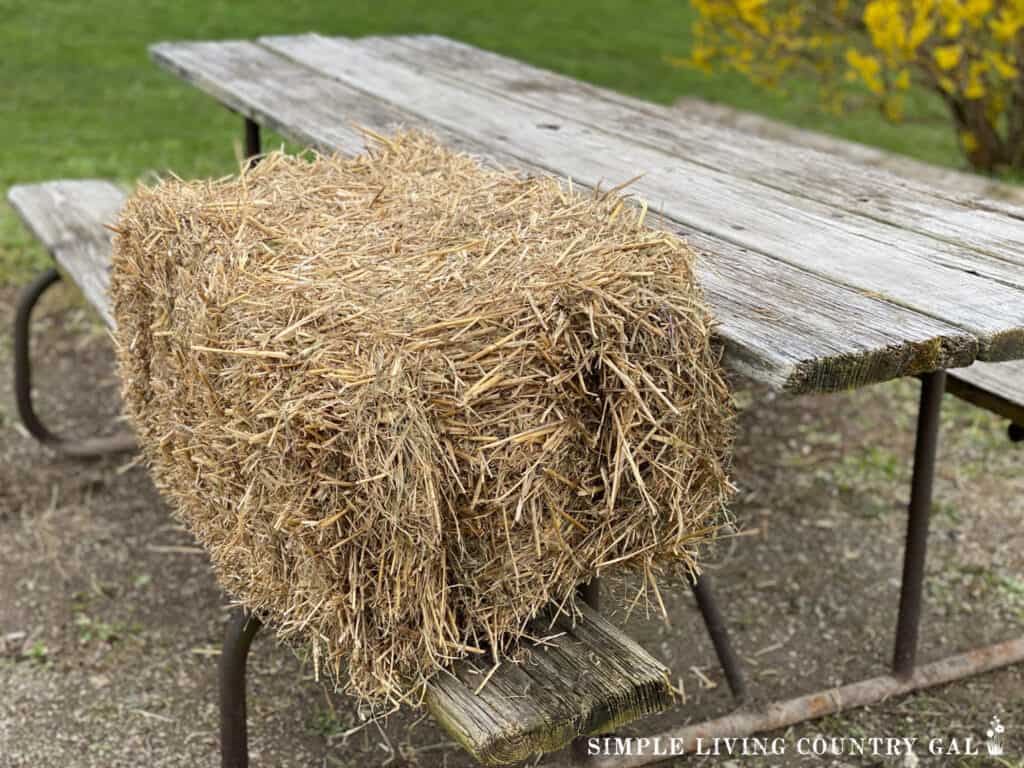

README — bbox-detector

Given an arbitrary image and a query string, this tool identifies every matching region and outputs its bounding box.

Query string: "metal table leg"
[578,577,600,612]
[691,572,747,702]
[893,370,946,677]
[218,118,266,768]
[13,266,136,458]
[221,609,262,768]
[245,118,261,165]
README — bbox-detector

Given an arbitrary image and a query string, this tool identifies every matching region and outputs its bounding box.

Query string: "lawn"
[2,0,966,283]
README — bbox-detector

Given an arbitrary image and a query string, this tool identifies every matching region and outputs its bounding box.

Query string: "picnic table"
[9,32,1024,768]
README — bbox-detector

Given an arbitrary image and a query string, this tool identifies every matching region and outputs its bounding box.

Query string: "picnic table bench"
[8,31,1024,768]
[946,359,1024,440]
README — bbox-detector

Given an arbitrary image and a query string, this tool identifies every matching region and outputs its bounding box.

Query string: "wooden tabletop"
[150,34,1024,395]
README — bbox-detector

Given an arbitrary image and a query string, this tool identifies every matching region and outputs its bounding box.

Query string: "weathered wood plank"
[149,39,981,393]
[947,359,1024,425]
[261,33,1024,360]
[424,602,672,765]
[148,40,404,156]
[373,34,1024,271]
[7,180,125,328]
[683,231,976,391]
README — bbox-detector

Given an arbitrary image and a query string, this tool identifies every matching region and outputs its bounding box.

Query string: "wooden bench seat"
[8,180,124,329]
[947,360,1024,439]
[7,179,673,766]
[426,603,672,765]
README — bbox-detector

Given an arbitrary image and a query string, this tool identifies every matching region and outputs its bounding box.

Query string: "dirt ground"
[1,283,1022,768]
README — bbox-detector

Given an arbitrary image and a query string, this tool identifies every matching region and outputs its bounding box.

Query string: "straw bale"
[110,130,734,707]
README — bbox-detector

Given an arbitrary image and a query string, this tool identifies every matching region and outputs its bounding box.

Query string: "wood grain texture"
[424,602,672,765]
[683,230,976,391]
[149,41,408,156]
[373,35,1024,271]
[7,180,125,328]
[261,33,1024,361]
[947,359,1024,424]
[149,39,983,393]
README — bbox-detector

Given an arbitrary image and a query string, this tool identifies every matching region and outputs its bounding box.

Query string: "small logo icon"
[986,715,1005,756]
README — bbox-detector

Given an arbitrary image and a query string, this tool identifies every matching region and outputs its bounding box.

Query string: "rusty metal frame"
[586,637,1024,768]
[13,266,136,458]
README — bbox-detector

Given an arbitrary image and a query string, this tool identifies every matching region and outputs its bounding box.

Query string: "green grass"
[1,1,972,284]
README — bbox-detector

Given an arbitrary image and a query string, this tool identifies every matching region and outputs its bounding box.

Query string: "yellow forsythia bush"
[678,0,1024,172]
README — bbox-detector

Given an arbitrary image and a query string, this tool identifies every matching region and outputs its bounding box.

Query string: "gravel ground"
[1,282,1022,767]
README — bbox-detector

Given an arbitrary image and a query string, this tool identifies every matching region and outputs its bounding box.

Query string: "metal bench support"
[586,636,1024,768]
[221,610,262,768]
[13,266,136,458]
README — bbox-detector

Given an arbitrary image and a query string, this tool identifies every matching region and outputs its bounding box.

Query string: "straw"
[109,130,734,708]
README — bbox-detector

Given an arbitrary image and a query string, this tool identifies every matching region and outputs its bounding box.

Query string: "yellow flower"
[737,0,770,35]
[846,48,885,94]
[934,44,963,70]
[907,17,934,51]
[864,0,907,58]
[990,8,1024,40]
[961,131,979,153]
[965,61,988,98]
[684,0,1017,169]
[963,0,993,25]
